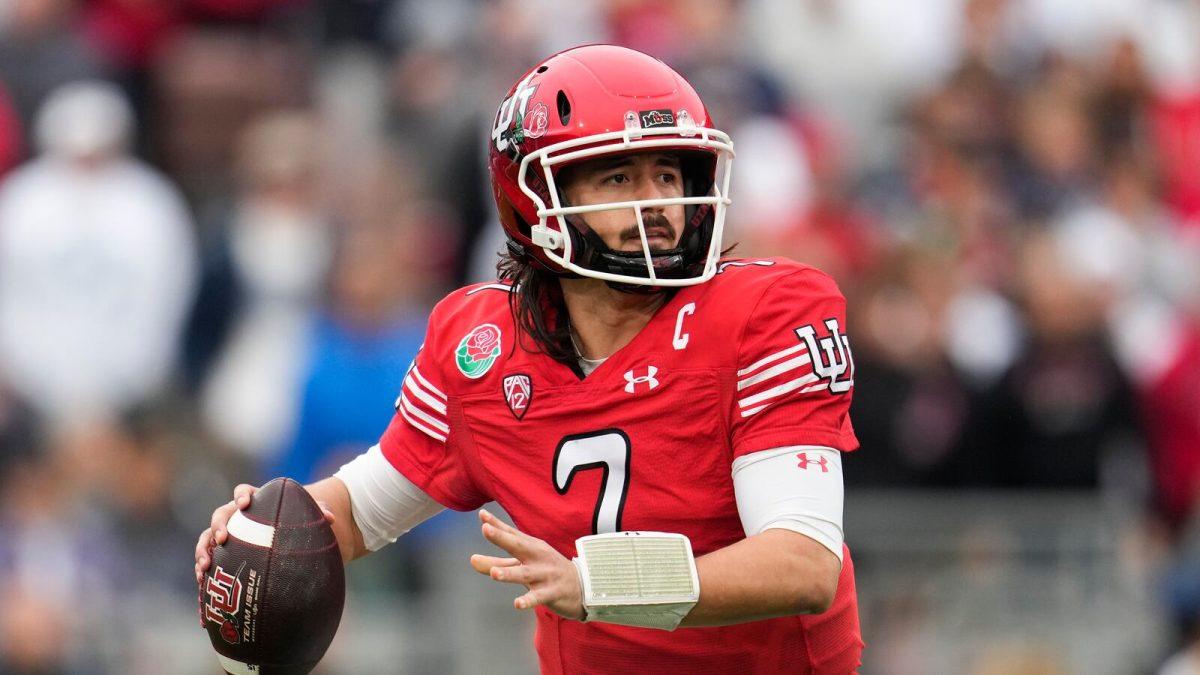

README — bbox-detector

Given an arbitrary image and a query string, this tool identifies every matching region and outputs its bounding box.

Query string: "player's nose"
[632,173,672,211]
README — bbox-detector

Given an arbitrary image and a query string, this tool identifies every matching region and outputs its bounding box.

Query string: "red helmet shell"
[488,45,717,273]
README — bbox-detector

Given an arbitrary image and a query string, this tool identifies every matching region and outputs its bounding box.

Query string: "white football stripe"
[466,283,514,295]
[411,365,447,401]
[216,653,260,674]
[399,404,448,443]
[738,380,840,417]
[227,509,275,548]
[404,373,447,415]
[738,372,819,408]
[737,343,807,377]
[737,352,812,390]
[400,392,450,434]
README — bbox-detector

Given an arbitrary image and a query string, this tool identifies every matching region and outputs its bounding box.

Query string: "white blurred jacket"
[0,156,197,423]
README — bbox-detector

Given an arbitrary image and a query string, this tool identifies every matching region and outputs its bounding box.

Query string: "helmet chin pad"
[564,203,713,292]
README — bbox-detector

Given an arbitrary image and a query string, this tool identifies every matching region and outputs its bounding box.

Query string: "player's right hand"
[195,483,337,585]
[195,483,258,585]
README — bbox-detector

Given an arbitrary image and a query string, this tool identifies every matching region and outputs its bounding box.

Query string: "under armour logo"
[623,366,659,394]
[797,452,829,472]
[794,318,855,394]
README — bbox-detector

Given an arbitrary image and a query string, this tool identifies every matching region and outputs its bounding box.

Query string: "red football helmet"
[488,45,734,287]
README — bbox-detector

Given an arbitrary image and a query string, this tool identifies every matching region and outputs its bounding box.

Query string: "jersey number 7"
[552,430,631,534]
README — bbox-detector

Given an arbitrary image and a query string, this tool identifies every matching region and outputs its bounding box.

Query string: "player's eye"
[602,173,630,186]
[658,172,679,184]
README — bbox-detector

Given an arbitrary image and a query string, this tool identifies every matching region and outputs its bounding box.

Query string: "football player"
[197,45,863,673]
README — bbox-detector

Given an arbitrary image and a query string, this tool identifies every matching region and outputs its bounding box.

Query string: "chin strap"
[572,221,705,284]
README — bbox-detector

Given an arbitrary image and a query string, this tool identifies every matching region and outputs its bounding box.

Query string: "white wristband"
[572,531,700,631]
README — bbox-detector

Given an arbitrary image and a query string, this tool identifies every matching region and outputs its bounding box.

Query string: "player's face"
[558,152,686,252]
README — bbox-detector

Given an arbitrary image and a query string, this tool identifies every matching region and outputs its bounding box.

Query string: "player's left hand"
[470,509,586,621]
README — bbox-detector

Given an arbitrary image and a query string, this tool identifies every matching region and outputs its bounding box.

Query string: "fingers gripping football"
[195,483,339,584]
[196,484,256,584]
[472,509,585,621]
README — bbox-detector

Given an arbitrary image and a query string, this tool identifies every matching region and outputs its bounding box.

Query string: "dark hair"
[496,241,737,368]
[496,249,577,365]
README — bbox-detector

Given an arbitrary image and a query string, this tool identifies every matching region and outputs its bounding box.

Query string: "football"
[200,477,345,674]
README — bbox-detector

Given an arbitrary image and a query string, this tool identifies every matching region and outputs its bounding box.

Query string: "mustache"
[619,212,676,243]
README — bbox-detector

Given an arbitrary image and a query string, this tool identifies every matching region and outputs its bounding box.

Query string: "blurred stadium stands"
[0,0,1198,673]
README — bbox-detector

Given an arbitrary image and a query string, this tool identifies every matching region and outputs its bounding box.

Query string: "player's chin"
[617,238,680,253]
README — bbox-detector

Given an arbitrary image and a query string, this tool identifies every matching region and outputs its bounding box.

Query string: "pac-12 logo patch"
[503,374,533,419]
[456,324,503,379]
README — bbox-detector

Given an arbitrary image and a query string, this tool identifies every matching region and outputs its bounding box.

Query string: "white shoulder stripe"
[466,283,514,296]
[227,509,275,548]
[216,653,260,674]
[399,392,450,434]
[738,372,819,408]
[737,343,807,377]
[737,351,811,390]
[410,366,446,401]
[399,404,448,443]
[404,373,447,415]
[739,380,834,417]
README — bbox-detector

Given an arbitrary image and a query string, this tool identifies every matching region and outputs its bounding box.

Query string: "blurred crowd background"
[0,0,1198,673]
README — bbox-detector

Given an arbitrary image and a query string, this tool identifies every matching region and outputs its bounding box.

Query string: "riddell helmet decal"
[456,324,503,379]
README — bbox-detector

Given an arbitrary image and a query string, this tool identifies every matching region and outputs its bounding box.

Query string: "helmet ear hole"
[557,90,571,126]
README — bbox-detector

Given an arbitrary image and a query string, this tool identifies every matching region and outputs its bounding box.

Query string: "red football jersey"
[380,258,863,674]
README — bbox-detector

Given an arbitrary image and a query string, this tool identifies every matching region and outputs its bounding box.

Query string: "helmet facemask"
[517,124,734,288]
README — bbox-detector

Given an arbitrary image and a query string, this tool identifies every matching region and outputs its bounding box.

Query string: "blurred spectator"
[1161,521,1200,674]
[845,253,991,487]
[745,0,961,166]
[0,83,22,175]
[1092,37,1150,158]
[82,0,180,76]
[81,0,310,152]
[265,223,427,484]
[1048,145,1200,529]
[980,233,1142,488]
[0,455,119,673]
[199,111,331,460]
[1150,91,1200,230]
[1007,60,1099,219]
[0,81,197,427]
[151,28,311,201]
[0,0,106,148]
[93,407,200,600]
[0,2,1190,671]
[0,383,39,486]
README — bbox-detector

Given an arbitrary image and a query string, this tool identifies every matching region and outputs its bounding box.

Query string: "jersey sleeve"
[730,268,859,458]
[377,322,489,512]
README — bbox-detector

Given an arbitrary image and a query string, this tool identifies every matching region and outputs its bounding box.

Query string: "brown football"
[199,477,345,674]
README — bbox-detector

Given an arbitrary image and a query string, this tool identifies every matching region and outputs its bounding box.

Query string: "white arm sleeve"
[332,444,446,552]
[732,445,844,562]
